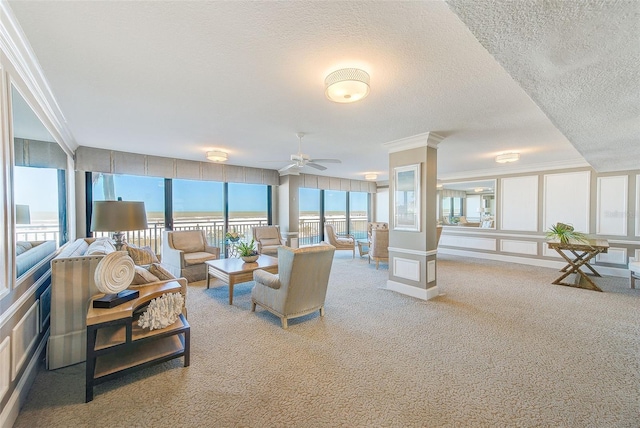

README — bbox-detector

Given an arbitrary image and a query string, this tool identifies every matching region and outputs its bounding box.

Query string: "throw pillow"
[149,263,175,281]
[16,241,32,256]
[86,239,116,255]
[126,243,160,266]
[131,265,160,286]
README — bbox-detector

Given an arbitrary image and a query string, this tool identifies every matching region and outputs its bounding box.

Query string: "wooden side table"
[85,282,190,402]
[547,239,609,292]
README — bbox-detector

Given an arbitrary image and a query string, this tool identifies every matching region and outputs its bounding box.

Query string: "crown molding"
[383,132,444,153]
[0,1,77,155]
[438,158,591,181]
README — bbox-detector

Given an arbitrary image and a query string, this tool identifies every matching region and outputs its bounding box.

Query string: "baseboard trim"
[0,330,48,428]
[437,248,629,278]
[387,280,439,301]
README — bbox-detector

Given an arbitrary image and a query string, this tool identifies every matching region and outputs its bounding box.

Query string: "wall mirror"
[438,179,496,229]
[394,164,420,231]
[12,84,68,281]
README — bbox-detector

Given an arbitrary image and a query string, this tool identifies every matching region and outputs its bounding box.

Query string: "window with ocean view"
[15,166,63,244]
[173,179,224,247]
[299,188,321,245]
[324,190,347,235]
[349,192,369,239]
[92,173,165,252]
[228,183,269,243]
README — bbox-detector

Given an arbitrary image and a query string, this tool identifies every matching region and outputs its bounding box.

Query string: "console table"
[547,239,609,292]
[85,282,190,402]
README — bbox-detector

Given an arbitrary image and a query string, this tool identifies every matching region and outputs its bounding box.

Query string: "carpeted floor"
[13,253,640,427]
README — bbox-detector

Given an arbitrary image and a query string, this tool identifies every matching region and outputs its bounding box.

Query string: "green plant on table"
[546,222,588,244]
[237,239,258,257]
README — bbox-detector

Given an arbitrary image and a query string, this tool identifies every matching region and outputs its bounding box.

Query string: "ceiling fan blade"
[306,162,327,171]
[309,158,341,164]
[278,163,298,173]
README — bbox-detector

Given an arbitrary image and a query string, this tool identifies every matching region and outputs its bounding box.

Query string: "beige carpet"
[14,253,640,427]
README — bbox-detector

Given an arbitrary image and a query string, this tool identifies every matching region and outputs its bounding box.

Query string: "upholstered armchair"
[368,226,389,269]
[251,244,336,329]
[324,223,355,258]
[162,229,220,282]
[252,225,285,255]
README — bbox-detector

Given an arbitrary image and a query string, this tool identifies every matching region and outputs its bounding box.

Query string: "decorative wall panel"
[596,247,627,264]
[500,240,538,256]
[0,336,10,402]
[636,175,640,237]
[543,171,590,232]
[393,258,420,281]
[596,175,628,236]
[500,176,538,231]
[11,301,39,381]
[439,235,496,251]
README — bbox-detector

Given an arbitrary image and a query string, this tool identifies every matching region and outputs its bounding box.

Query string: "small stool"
[629,261,640,289]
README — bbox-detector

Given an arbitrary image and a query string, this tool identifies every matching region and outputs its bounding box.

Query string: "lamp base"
[93,289,139,309]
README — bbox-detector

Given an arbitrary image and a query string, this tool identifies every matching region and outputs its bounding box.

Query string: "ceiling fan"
[275,132,341,174]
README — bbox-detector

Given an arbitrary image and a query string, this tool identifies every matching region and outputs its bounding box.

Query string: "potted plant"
[546,222,588,244]
[225,230,242,242]
[237,239,259,262]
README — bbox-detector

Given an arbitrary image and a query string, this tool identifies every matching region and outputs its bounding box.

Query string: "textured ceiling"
[7,1,635,181]
[447,0,640,173]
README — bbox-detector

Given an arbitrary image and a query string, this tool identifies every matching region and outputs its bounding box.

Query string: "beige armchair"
[367,223,389,269]
[251,244,336,329]
[324,223,355,258]
[162,229,220,282]
[252,225,285,255]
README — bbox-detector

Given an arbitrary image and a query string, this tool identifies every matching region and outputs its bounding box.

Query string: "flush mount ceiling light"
[364,173,378,181]
[325,68,370,103]
[495,152,520,163]
[206,150,228,162]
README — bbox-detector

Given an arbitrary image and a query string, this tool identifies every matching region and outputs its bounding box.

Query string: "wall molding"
[387,280,439,300]
[388,247,437,257]
[438,247,628,278]
[0,330,47,428]
[0,268,49,331]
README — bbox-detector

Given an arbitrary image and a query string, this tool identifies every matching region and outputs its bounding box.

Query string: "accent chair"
[252,225,285,255]
[251,244,336,329]
[629,261,640,289]
[367,223,389,269]
[324,223,355,258]
[162,229,220,282]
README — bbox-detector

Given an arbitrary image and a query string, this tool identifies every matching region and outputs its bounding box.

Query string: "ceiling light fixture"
[364,173,378,181]
[206,150,228,162]
[325,68,370,103]
[495,152,520,163]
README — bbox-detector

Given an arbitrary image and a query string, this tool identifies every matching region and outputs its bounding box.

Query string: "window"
[349,192,369,239]
[173,179,224,247]
[299,188,321,245]
[324,190,347,235]
[228,183,269,242]
[92,173,165,253]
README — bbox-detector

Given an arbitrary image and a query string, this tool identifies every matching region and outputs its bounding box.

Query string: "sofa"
[16,240,57,278]
[162,230,220,282]
[48,237,187,370]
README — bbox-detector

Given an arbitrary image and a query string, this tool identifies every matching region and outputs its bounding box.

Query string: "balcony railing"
[17,216,369,257]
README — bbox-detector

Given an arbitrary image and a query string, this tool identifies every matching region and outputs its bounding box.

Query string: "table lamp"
[90,198,148,250]
[16,204,31,224]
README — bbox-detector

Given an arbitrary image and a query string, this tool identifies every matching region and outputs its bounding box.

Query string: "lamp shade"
[16,205,31,224]
[325,68,370,103]
[90,201,147,232]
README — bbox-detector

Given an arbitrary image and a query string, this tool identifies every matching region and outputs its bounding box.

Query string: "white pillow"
[86,239,116,255]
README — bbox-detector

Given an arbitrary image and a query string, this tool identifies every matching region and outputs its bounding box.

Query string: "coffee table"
[205,255,278,304]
